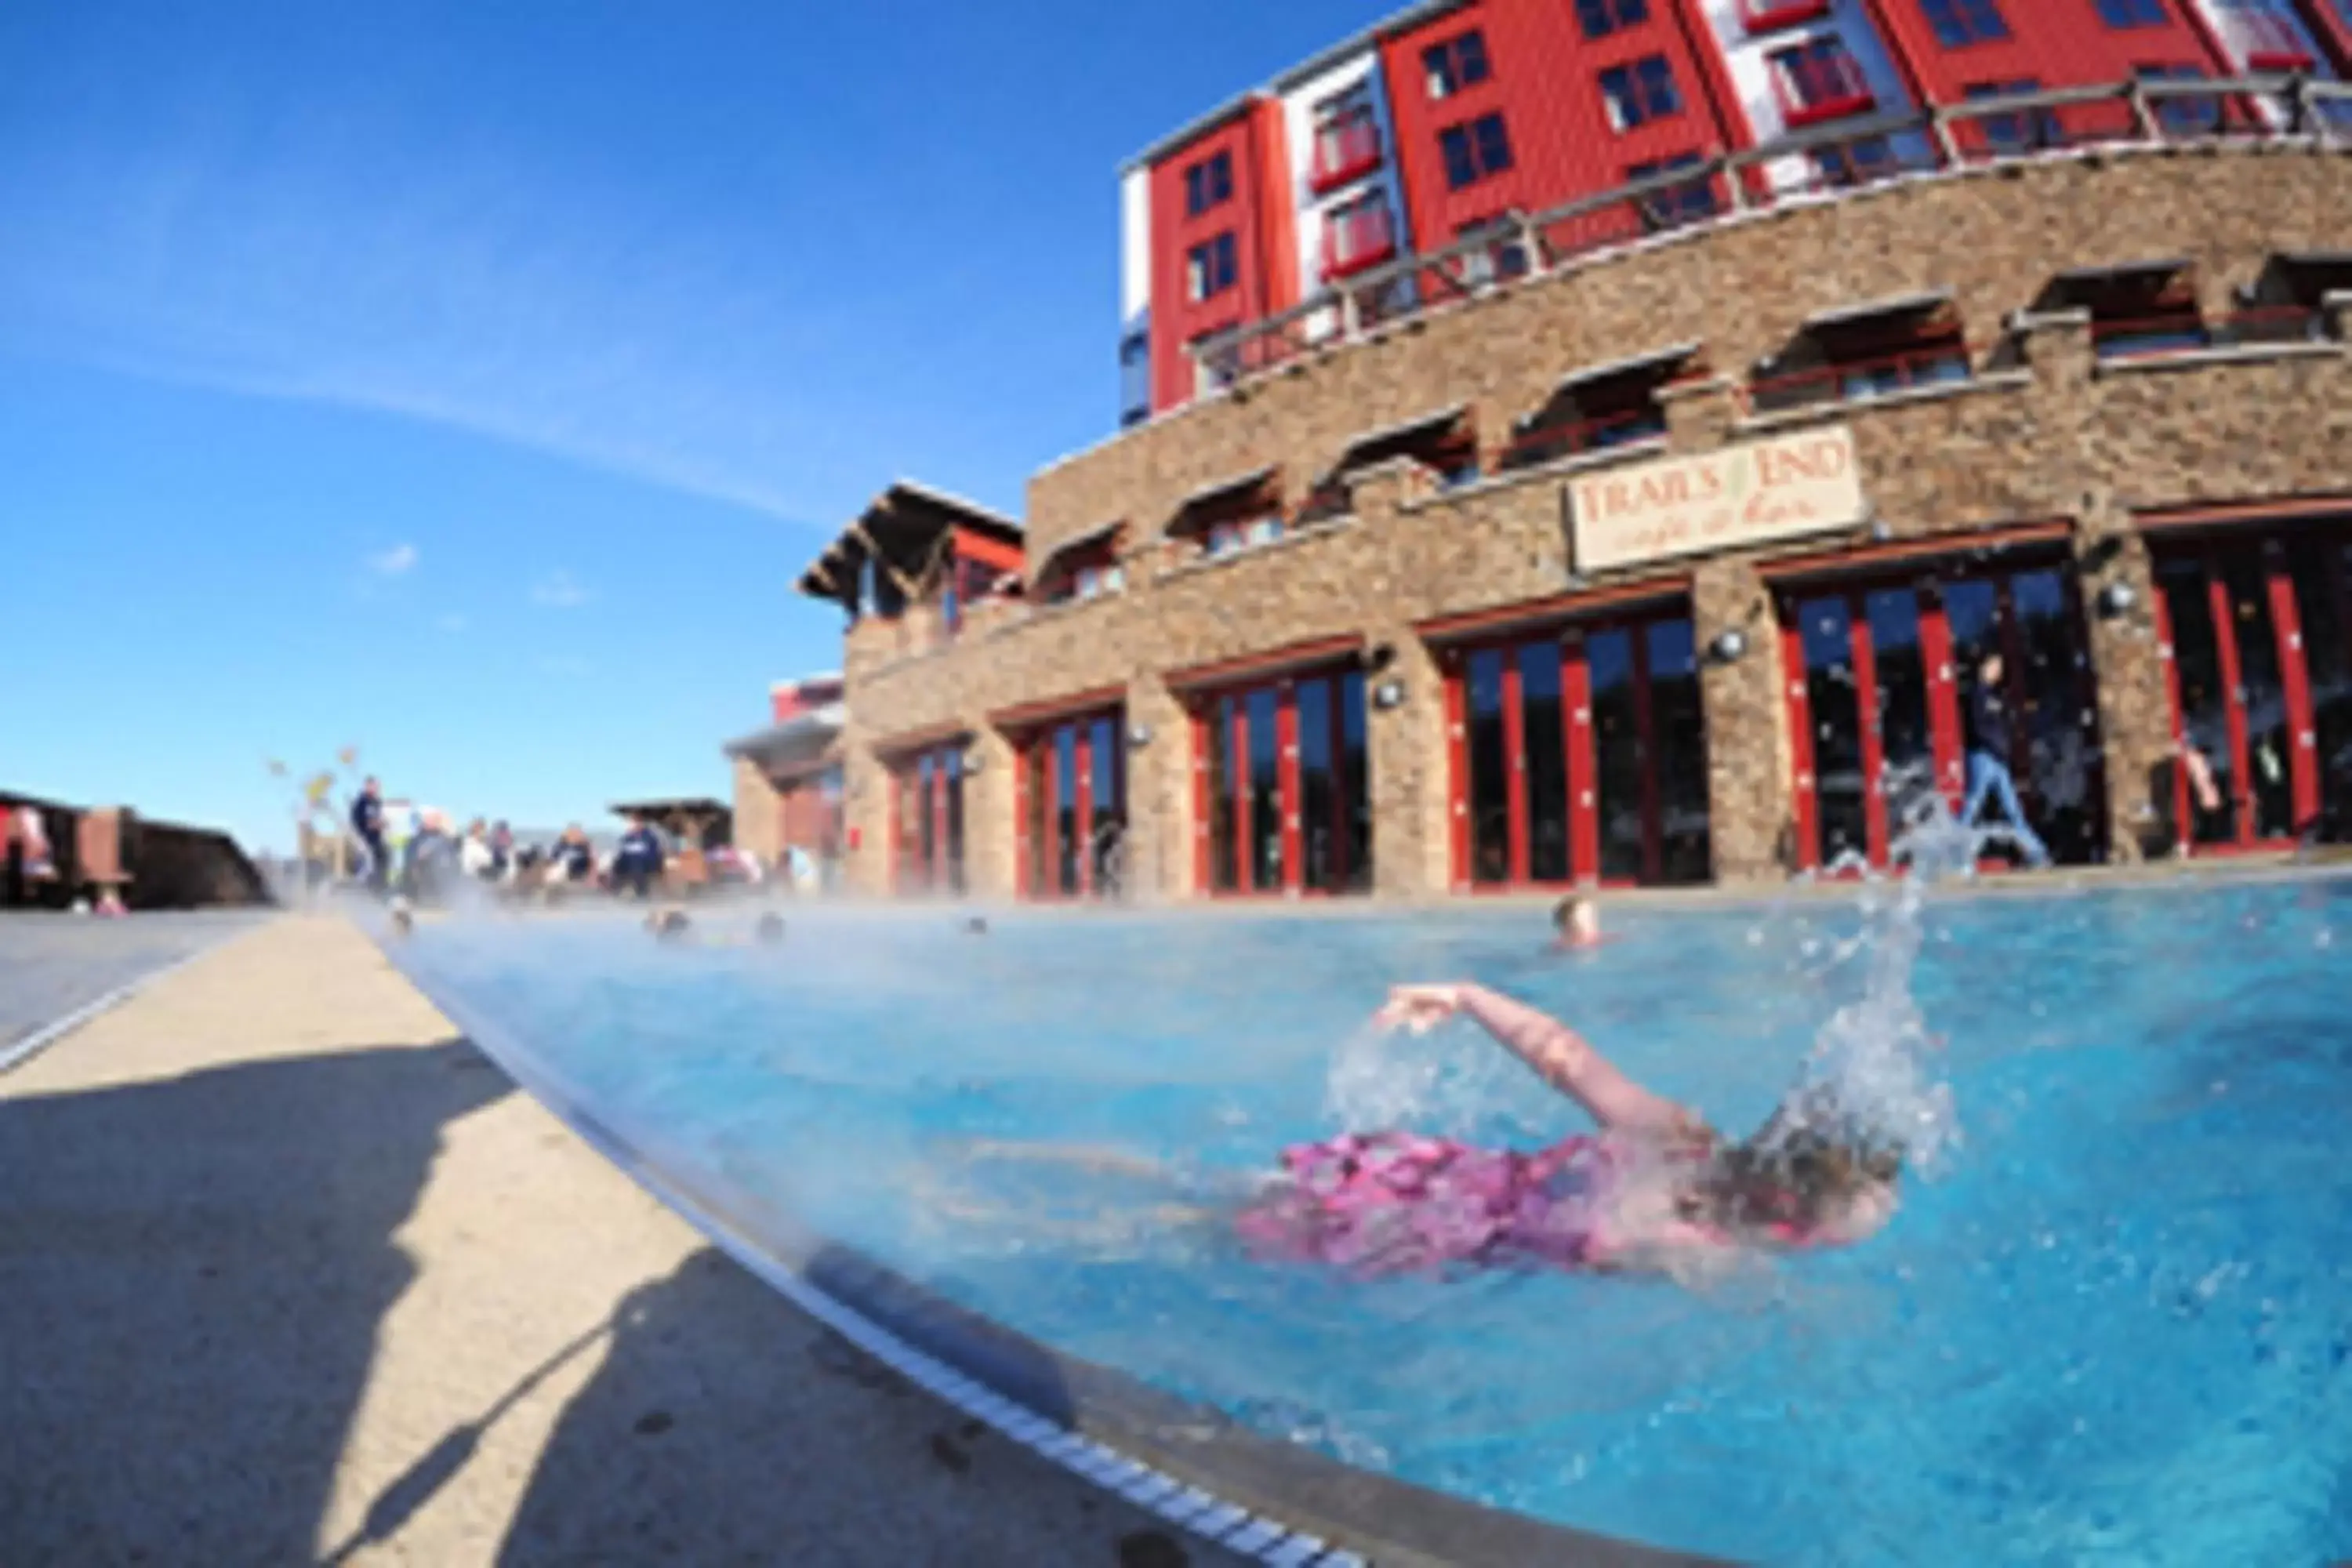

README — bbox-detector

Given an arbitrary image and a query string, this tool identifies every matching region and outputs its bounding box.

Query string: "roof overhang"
[798,481,1024,603]
[1166,465,1279,538]
[1328,404,1470,480]
[1550,341,1702,400]
[1031,520,1127,585]
[724,704,847,769]
[1802,289,1955,336]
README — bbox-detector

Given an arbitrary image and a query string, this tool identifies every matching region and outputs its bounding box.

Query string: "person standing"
[1961,652,2052,869]
[612,814,665,900]
[350,779,389,895]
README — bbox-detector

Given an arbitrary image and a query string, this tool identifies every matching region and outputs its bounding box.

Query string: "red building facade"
[1145,98,1301,413]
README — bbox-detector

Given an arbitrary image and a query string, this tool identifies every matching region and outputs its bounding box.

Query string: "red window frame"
[1599,55,1686,134]
[1322,192,1399,281]
[1013,707,1126,901]
[1440,604,1709,891]
[887,743,964,895]
[1738,0,1831,31]
[1310,103,1384,192]
[2149,532,2338,855]
[1191,667,1368,898]
[1777,550,2103,875]
[1769,37,1877,129]
[2232,5,2318,71]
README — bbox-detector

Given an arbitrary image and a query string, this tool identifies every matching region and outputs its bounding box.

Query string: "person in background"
[350,778,389,895]
[489,820,515,878]
[612,814,665,900]
[460,818,497,881]
[1961,651,2052,869]
[1552,895,1609,951]
[549,825,596,885]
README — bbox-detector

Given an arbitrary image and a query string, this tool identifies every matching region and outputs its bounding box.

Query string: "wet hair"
[648,908,691,940]
[755,913,786,944]
[1552,895,1592,933]
[1684,1098,1902,1236]
[965,916,989,935]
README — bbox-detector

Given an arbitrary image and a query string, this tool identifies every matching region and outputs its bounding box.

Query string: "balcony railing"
[1311,114,1383,192]
[1323,201,1399,281]
[1749,343,1973,415]
[1186,74,2352,402]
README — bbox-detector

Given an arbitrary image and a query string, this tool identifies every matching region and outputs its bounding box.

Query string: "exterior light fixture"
[1127,722,1154,750]
[1870,513,1893,543]
[2095,580,2138,619]
[1708,629,1749,665]
[961,748,986,775]
[1372,677,1408,711]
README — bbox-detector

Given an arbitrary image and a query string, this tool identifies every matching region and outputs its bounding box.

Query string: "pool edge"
[378,935,1723,1568]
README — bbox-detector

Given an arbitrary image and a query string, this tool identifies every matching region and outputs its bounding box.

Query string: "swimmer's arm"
[1450,985,1696,1137]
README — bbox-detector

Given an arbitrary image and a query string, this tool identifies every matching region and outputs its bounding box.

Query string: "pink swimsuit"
[1233,1131,1622,1278]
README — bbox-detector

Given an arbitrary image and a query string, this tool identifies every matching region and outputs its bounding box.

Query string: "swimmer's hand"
[1375,983,1468,1035]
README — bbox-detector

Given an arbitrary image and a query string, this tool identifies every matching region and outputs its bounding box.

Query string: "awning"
[1802,289,1955,336]
[723,704,846,769]
[1329,404,1469,477]
[1551,341,1700,398]
[798,480,1024,603]
[1029,520,1125,585]
[1171,463,1278,517]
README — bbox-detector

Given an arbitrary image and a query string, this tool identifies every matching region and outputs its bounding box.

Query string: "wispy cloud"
[367,542,419,576]
[529,569,590,609]
[0,110,873,528]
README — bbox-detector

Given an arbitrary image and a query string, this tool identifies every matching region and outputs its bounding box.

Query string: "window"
[1118,331,1149,428]
[1323,191,1398,279]
[2095,0,2169,25]
[1455,214,1532,285]
[2216,0,2315,68]
[1599,56,1683,132]
[2136,63,2219,135]
[1576,0,1650,40]
[1312,87,1383,189]
[1812,135,1900,187]
[1423,31,1491,100]
[1965,78,2060,154]
[1752,301,1970,413]
[1919,0,2009,46]
[1771,37,1876,125]
[1186,232,1238,302]
[1184,151,1232,216]
[1628,152,1719,230]
[1439,112,1514,188]
[1204,516,1283,557]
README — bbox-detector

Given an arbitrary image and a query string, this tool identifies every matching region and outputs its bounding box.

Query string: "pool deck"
[0,913,1250,1567]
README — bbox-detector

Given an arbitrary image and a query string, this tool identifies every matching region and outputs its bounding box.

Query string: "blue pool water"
[394,876,2352,1565]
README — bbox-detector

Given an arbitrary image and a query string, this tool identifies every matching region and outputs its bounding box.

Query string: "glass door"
[1198,670,1371,895]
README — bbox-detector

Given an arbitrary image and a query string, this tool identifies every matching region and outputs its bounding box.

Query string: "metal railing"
[1748,342,1973,415]
[1494,405,1669,470]
[1186,74,2352,402]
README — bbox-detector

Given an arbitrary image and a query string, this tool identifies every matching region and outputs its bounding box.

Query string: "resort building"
[801,33,2352,903]
[724,673,849,878]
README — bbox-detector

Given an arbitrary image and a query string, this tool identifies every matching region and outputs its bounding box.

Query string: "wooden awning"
[799,481,1024,604]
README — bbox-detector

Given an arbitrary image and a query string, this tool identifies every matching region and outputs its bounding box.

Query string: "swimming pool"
[392,875,2352,1565]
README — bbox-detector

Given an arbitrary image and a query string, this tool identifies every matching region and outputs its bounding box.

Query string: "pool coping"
[381,938,1724,1568]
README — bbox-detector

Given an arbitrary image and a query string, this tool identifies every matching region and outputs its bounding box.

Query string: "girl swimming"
[941,981,1904,1283]
[1233,982,1904,1278]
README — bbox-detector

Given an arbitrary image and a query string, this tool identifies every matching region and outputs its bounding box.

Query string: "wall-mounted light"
[1372,677,1408,711]
[961,749,986,775]
[2095,580,2138,619]
[1707,628,1749,666]
[1127,722,1154,750]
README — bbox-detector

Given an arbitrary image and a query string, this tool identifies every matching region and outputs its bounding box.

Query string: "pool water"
[394,877,2352,1566]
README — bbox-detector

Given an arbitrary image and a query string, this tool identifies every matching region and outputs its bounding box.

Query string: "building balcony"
[1322,204,1399,281]
[1739,0,1831,32]
[1310,116,1383,193]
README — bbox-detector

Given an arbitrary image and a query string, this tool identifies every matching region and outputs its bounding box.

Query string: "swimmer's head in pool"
[648,908,692,940]
[1552,895,1599,945]
[1683,1094,1903,1240]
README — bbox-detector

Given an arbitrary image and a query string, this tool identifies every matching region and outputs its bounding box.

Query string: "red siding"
[1148,99,1299,413]
[1380,1,1748,263]
[1855,0,2227,110]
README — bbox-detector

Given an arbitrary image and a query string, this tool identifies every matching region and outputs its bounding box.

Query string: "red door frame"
[1777,550,2089,873]
[885,742,964,894]
[1014,707,1124,901]
[2151,534,2323,854]
[1440,604,1692,892]
[1193,663,1363,898]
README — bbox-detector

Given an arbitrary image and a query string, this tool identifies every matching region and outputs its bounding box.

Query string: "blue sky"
[2,0,1372,851]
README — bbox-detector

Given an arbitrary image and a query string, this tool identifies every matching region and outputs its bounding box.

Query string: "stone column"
[2073,505,2175,865]
[840,736,891,898]
[962,722,1018,901]
[1692,557,1792,884]
[1367,627,1450,898]
[1123,673,1191,905]
[1658,374,1742,456]
[730,758,783,868]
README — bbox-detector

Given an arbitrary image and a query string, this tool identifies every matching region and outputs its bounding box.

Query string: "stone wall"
[837,144,2352,901]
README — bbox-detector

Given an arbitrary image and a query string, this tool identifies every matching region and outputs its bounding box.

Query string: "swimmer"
[645,907,692,941]
[1552,894,1610,950]
[964,916,989,936]
[955,982,1901,1282]
[388,895,415,938]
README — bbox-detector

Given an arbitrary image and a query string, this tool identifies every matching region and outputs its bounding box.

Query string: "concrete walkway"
[0,915,1243,1567]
